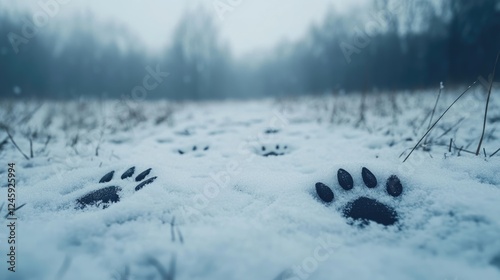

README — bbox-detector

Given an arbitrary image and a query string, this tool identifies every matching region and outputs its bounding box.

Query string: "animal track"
[76,167,157,209]
[256,144,289,157]
[177,145,210,155]
[315,167,403,226]
[264,128,280,134]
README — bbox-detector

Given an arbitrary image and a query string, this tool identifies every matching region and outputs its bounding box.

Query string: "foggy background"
[0,0,499,100]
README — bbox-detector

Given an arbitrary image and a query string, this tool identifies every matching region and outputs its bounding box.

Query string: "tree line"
[0,0,499,100]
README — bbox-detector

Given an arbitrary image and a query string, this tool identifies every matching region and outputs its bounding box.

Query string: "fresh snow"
[1,89,500,280]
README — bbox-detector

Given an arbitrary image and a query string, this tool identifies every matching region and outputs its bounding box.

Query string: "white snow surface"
[1,89,500,280]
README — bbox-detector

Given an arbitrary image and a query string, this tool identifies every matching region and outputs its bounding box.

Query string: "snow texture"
[1,89,500,280]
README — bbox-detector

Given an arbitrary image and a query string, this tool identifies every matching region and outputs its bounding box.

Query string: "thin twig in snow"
[4,128,29,160]
[476,51,500,155]
[490,147,500,157]
[403,80,478,163]
[425,83,443,144]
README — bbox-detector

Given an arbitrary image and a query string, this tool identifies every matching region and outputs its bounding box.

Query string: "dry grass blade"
[4,128,29,160]
[436,117,465,139]
[171,216,176,242]
[425,83,443,144]
[176,227,184,244]
[55,256,72,280]
[0,136,8,151]
[490,147,500,157]
[148,257,169,280]
[476,51,500,155]
[4,203,27,219]
[403,80,478,163]
[148,255,176,280]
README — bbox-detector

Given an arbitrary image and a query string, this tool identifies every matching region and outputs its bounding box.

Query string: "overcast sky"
[2,0,367,57]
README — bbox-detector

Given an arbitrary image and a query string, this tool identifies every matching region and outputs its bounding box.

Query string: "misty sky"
[2,0,367,57]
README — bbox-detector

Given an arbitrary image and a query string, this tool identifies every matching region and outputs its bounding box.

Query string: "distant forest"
[1,0,499,99]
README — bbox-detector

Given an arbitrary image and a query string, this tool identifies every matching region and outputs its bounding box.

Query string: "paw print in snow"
[315,167,403,226]
[76,167,157,209]
[177,145,210,155]
[256,144,290,157]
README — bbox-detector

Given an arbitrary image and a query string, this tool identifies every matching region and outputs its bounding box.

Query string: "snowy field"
[1,88,500,280]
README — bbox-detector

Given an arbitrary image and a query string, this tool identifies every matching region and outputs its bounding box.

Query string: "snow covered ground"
[1,89,500,280]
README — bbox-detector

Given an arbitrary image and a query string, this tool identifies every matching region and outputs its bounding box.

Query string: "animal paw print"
[76,167,157,209]
[177,145,210,155]
[264,128,280,134]
[256,144,289,157]
[315,167,403,226]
